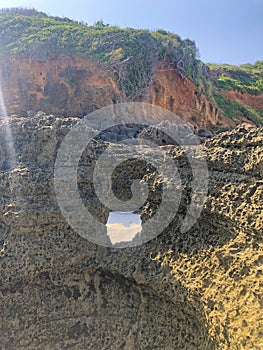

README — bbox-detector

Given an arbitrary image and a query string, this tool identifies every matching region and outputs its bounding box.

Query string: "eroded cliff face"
[0,114,262,349]
[0,55,120,117]
[0,55,219,127]
[148,64,218,127]
[223,89,263,110]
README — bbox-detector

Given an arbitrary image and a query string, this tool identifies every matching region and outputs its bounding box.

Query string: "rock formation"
[0,113,262,349]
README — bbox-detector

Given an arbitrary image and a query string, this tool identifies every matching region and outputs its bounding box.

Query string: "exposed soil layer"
[0,55,220,127]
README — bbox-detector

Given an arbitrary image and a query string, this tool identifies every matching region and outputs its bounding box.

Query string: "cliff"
[3,54,263,129]
[0,9,262,129]
[0,55,218,128]
[209,62,263,126]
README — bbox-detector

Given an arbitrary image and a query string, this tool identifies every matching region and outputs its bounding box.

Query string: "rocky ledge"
[0,114,262,349]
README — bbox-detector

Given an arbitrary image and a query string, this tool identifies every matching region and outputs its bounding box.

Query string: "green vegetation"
[0,8,210,98]
[0,8,262,124]
[208,61,263,95]
[214,93,263,125]
[208,62,263,125]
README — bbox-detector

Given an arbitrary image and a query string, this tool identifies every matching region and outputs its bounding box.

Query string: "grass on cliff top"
[208,61,263,95]
[0,8,196,67]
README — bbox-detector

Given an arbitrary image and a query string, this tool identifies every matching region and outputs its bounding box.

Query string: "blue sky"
[0,0,262,64]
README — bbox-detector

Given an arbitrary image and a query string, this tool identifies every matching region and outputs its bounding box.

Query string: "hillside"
[0,8,208,95]
[0,8,262,127]
[208,62,263,125]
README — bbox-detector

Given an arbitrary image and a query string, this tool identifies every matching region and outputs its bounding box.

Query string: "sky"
[0,0,262,65]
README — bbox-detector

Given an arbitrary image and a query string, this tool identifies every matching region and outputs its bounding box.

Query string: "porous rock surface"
[0,114,262,349]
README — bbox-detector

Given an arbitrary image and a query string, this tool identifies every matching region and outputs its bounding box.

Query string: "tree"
[94,19,109,27]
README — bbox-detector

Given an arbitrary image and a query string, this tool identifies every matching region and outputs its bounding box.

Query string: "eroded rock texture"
[0,115,262,349]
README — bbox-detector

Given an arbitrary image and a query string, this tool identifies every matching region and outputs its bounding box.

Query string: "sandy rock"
[0,115,262,349]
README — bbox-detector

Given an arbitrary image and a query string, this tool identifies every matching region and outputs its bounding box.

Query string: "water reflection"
[106,211,142,245]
